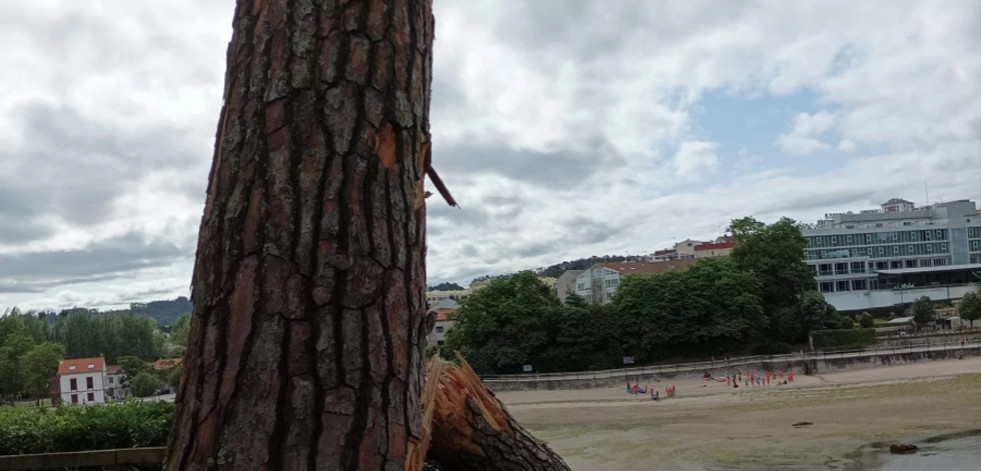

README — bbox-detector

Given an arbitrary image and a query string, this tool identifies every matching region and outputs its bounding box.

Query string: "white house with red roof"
[56,357,108,405]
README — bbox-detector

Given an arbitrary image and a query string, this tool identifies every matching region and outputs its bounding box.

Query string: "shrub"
[810,328,876,351]
[751,342,793,355]
[859,312,875,328]
[0,401,174,455]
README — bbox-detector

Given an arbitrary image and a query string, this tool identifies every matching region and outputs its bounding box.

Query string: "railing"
[480,339,981,383]
[0,447,165,470]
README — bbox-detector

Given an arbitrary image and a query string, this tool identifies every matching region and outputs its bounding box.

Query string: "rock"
[889,443,918,454]
[792,421,813,427]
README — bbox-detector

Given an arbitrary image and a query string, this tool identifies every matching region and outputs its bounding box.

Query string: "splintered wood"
[414,353,572,471]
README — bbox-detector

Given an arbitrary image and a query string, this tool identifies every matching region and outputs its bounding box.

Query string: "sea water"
[874,431,981,471]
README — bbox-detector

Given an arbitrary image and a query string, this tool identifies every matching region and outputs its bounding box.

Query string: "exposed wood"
[406,356,444,471]
[426,353,572,471]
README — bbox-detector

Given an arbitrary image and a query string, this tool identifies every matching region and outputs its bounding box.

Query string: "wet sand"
[496,358,981,471]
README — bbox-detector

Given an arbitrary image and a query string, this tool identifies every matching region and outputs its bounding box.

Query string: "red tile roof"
[106,365,123,375]
[694,242,734,251]
[429,308,456,322]
[653,249,675,256]
[57,357,105,376]
[152,358,183,370]
[598,259,696,275]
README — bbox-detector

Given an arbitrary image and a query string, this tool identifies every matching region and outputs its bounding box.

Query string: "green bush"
[0,401,174,455]
[751,342,793,355]
[859,312,875,328]
[810,328,876,351]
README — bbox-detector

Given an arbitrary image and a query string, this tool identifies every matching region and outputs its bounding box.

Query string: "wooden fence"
[0,447,165,470]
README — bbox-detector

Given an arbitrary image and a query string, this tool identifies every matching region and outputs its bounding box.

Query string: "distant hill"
[537,255,644,278]
[130,296,192,326]
[427,282,464,291]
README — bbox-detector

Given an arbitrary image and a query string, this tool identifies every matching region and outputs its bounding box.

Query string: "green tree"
[911,296,935,329]
[129,371,164,398]
[563,292,588,308]
[167,365,183,391]
[170,313,191,347]
[859,312,875,328]
[0,334,35,398]
[957,291,981,328]
[613,257,768,360]
[728,217,815,315]
[442,272,561,374]
[19,342,65,399]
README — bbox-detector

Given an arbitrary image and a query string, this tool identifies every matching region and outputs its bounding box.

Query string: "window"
[836,280,851,292]
[940,243,947,252]
[925,230,932,240]
[71,394,78,404]
[819,264,832,276]
[877,247,885,256]
[875,261,888,270]
[905,259,916,268]
[851,280,867,291]
[935,258,948,266]
[87,392,95,402]
[893,246,899,255]
[850,262,865,273]
[435,326,444,333]
[865,234,873,244]
[819,282,834,293]
[835,263,848,275]
[86,377,94,390]
[846,235,853,244]
[936,229,943,240]
[437,340,445,346]
[70,378,77,391]
[109,377,113,384]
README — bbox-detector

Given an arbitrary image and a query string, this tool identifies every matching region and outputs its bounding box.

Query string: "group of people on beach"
[626,382,676,401]
[715,369,794,388]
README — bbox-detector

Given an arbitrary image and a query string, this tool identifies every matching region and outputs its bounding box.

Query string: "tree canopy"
[958,290,981,327]
[729,216,814,314]
[911,296,935,327]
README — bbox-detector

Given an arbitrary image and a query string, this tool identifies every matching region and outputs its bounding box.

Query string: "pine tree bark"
[165,0,434,469]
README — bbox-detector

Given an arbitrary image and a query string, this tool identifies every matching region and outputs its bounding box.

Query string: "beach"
[496,358,981,470]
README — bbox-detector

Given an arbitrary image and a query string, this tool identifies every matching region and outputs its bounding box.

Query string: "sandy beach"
[496,358,981,470]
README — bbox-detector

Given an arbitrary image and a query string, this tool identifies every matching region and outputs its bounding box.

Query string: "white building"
[57,357,108,405]
[572,259,697,304]
[802,198,981,311]
[105,365,127,401]
[426,299,459,347]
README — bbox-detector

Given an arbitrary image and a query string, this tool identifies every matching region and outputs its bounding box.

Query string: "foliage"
[613,257,768,361]
[728,216,815,315]
[751,341,793,355]
[171,313,192,347]
[563,292,588,308]
[129,296,192,326]
[167,365,183,390]
[958,290,981,327]
[859,312,875,328]
[0,402,174,455]
[427,282,464,291]
[911,296,935,327]
[19,343,66,399]
[810,328,876,351]
[443,272,561,374]
[129,372,165,398]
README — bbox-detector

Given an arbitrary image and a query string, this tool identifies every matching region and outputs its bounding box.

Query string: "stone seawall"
[485,345,981,392]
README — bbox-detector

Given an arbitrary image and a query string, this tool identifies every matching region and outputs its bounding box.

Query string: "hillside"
[130,296,192,326]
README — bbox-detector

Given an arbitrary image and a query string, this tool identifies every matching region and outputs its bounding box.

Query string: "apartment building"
[802,198,981,311]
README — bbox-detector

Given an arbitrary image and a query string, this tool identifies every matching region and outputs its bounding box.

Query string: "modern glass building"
[801,198,981,311]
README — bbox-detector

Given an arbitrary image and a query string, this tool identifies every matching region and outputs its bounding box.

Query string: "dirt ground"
[495,358,981,471]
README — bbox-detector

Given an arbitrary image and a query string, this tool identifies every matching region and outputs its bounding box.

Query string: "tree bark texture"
[426,354,572,471]
[165,0,434,469]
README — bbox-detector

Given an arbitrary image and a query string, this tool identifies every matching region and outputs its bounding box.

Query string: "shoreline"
[497,358,981,470]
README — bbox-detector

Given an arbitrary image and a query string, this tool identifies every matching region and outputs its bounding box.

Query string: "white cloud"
[776,111,838,155]
[1,0,980,309]
[672,141,719,178]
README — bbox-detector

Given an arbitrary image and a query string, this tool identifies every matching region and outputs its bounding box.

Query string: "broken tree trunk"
[423,353,572,471]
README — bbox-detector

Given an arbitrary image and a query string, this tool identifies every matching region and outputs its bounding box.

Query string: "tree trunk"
[426,354,572,471]
[165,0,434,469]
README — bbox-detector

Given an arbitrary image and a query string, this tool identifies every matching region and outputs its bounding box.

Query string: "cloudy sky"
[1,0,979,311]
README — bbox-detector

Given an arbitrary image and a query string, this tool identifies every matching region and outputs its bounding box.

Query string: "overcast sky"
[1,0,979,311]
